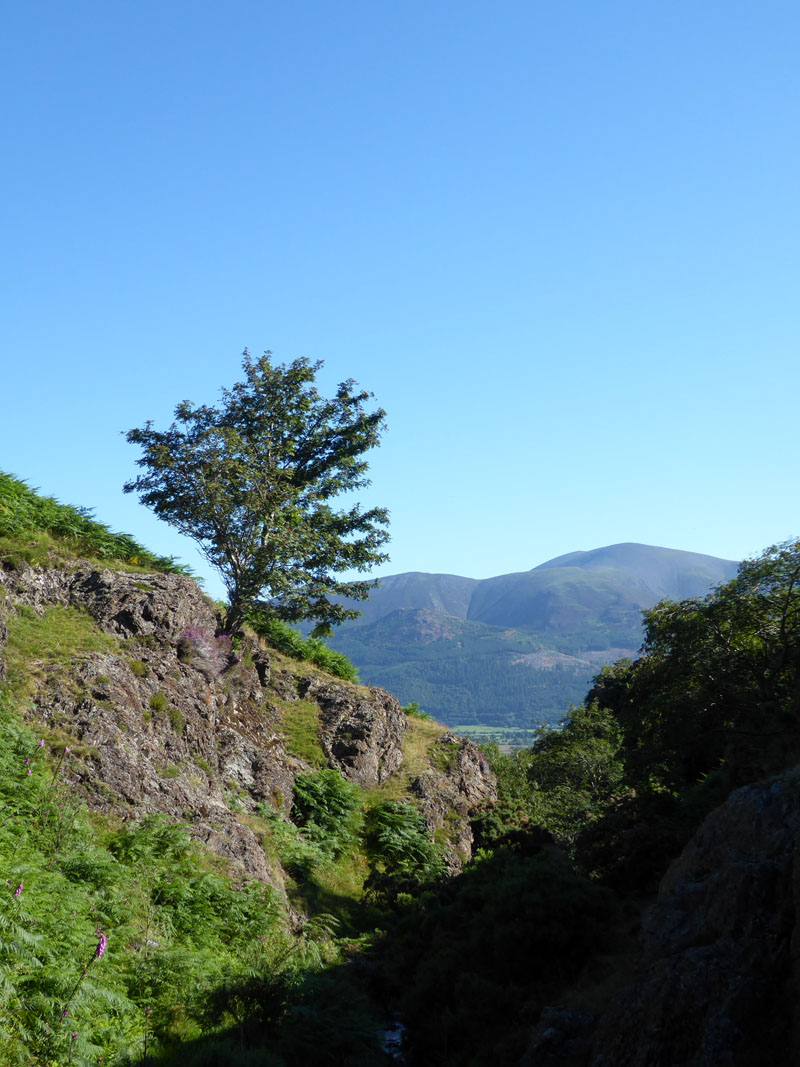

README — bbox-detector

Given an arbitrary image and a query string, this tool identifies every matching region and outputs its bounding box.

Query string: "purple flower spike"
[14,880,22,898]
[96,933,107,958]
[39,739,44,747]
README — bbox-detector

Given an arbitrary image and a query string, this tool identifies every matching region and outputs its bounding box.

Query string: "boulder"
[299,676,408,786]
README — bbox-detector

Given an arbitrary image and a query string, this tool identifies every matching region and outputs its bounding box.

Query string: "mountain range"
[324,543,740,734]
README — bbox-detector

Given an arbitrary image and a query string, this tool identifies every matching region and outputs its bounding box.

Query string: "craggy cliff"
[0,561,496,890]
[522,769,800,1067]
[588,769,800,1067]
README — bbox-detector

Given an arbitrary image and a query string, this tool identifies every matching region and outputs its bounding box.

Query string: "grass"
[156,763,182,779]
[2,603,119,699]
[0,469,192,575]
[371,716,446,804]
[277,698,328,767]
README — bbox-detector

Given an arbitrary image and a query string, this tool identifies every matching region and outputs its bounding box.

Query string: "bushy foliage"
[590,538,800,793]
[124,351,389,635]
[376,845,617,1067]
[248,612,359,682]
[363,801,446,906]
[523,701,625,844]
[475,702,624,848]
[0,696,296,1066]
[291,769,362,858]
[400,701,433,720]
[0,470,190,573]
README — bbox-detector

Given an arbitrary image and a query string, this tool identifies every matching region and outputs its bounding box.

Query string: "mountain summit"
[325,543,739,732]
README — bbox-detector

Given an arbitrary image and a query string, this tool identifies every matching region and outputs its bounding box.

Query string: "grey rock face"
[1,560,494,889]
[0,563,306,882]
[23,644,289,882]
[12,563,219,640]
[588,769,800,1067]
[299,676,408,786]
[411,732,497,868]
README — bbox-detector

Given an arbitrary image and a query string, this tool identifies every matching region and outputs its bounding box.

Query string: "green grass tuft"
[278,699,327,767]
[2,604,119,699]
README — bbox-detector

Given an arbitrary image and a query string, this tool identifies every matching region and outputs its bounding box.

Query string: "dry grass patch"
[371,716,446,803]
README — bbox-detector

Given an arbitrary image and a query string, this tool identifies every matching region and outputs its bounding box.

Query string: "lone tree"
[124,350,389,635]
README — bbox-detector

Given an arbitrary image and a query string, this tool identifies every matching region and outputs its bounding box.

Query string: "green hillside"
[3,472,800,1066]
[328,608,609,729]
[326,545,739,729]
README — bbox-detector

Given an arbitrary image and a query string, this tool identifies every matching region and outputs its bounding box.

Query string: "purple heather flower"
[14,881,22,898]
[24,758,29,765]
[96,933,107,958]
[39,739,44,747]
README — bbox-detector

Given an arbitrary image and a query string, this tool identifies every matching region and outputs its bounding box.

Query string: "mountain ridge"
[326,543,740,731]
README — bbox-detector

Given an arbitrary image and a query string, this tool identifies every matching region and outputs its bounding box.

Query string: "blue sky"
[2,1,799,600]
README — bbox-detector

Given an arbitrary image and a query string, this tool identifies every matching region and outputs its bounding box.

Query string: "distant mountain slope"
[327,544,739,731]
[346,572,478,625]
[466,543,739,635]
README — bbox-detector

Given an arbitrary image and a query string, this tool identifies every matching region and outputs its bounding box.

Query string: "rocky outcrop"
[298,675,408,786]
[411,731,497,867]
[587,768,800,1067]
[7,562,219,640]
[15,634,291,882]
[0,560,494,888]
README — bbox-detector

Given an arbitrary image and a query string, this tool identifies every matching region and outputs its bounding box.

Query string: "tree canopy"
[589,537,800,791]
[124,350,389,634]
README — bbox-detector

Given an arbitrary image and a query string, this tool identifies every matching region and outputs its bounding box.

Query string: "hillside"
[0,472,496,1064]
[325,543,739,733]
[4,473,800,1067]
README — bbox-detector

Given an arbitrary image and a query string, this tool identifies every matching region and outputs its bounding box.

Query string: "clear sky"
[2,1,799,600]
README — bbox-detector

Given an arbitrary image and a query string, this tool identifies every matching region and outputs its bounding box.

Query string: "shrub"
[363,801,446,906]
[247,614,359,682]
[292,770,362,857]
[402,701,433,721]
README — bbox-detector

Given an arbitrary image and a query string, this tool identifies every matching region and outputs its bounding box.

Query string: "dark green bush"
[247,614,360,678]
[246,613,359,682]
[291,769,362,857]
